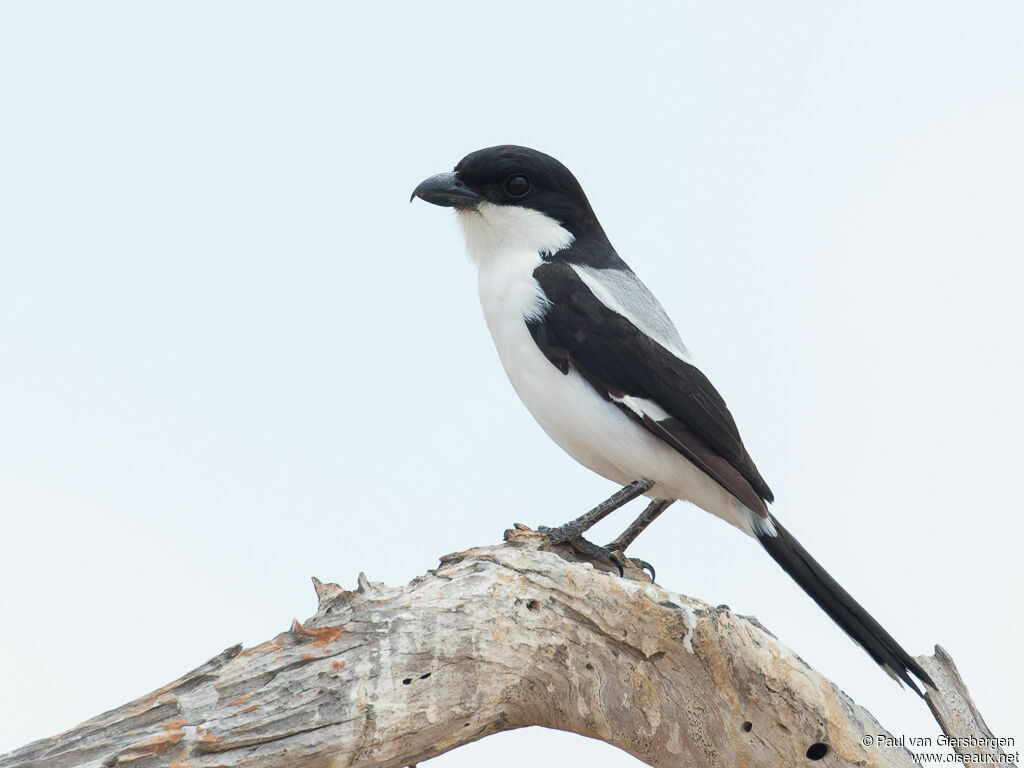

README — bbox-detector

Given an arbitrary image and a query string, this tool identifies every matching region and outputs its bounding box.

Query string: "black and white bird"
[412,145,932,696]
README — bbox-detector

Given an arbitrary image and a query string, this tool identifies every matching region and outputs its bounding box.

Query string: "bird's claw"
[627,557,656,582]
[604,547,656,582]
[539,525,625,576]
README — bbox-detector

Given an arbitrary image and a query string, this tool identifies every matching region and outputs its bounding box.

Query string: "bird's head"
[412,145,607,262]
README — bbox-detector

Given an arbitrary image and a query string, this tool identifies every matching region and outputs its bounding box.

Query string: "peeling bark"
[0,529,1009,768]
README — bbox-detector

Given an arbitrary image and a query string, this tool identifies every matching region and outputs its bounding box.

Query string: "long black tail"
[756,516,933,696]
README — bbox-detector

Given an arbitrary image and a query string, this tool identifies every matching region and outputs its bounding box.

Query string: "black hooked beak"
[410,172,483,209]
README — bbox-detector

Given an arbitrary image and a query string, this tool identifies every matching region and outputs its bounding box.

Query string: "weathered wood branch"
[0,528,1012,768]
[917,647,1017,765]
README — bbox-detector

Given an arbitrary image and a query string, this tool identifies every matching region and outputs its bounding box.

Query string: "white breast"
[475,244,631,483]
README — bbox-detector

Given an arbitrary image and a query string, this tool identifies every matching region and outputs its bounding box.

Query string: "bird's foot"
[538,524,625,576]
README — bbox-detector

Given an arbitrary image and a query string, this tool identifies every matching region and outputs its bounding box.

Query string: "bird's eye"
[503,175,531,197]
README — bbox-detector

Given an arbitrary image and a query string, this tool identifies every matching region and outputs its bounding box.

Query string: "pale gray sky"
[1,2,1021,764]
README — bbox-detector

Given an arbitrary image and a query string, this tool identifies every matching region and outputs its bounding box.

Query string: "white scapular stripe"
[572,265,694,363]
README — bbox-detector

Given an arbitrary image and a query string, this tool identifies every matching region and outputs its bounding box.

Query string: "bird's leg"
[607,498,674,552]
[543,479,655,539]
[605,498,674,582]
[539,479,654,575]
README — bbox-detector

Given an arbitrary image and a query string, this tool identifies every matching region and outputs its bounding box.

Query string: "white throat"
[456,203,574,266]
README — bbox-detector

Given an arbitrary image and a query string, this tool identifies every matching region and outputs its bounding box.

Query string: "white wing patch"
[611,394,672,422]
[613,392,778,539]
[571,265,694,364]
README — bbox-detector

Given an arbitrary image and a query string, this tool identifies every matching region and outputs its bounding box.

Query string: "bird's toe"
[539,525,624,576]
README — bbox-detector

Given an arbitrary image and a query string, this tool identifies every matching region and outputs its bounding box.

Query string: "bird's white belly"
[476,254,756,535]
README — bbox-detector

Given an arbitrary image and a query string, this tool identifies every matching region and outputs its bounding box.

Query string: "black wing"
[528,262,773,514]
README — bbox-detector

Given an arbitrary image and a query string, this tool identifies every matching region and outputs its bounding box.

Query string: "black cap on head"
[454,145,601,236]
[412,145,605,240]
